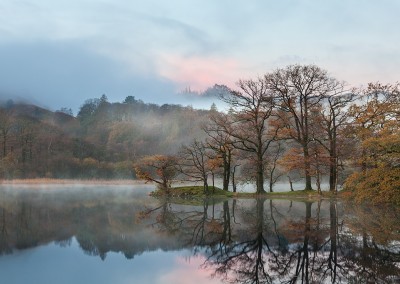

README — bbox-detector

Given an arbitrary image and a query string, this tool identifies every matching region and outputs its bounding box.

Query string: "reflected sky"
[0,238,221,284]
[0,185,399,283]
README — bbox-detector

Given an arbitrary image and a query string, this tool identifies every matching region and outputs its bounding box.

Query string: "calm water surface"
[0,184,399,284]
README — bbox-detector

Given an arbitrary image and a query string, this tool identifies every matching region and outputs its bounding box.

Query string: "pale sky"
[0,0,399,112]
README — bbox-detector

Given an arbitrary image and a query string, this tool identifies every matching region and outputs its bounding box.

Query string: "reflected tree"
[204,199,285,283]
[0,191,399,283]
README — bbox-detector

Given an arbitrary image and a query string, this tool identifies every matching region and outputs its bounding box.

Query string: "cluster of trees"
[135,65,399,203]
[0,95,210,179]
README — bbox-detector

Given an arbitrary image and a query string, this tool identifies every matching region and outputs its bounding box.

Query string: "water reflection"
[0,187,399,283]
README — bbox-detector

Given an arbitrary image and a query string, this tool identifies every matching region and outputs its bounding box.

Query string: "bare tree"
[178,140,211,193]
[203,112,236,191]
[266,64,339,190]
[318,91,356,192]
[220,78,280,193]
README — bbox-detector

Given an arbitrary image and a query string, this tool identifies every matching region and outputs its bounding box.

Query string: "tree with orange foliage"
[134,155,178,191]
[279,146,307,182]
[279,142,330,193]
[344,83,400,205]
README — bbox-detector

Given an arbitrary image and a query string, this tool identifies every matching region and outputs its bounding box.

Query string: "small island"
[150,184,342,202]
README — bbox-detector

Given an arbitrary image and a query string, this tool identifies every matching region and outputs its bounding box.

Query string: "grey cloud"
[0,40,178,113]
[144,15,214,55]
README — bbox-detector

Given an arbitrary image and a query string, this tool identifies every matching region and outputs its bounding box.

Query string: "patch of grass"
[151,186,233,198]
[229,190,339,200]
[150,186,341,203]
[267,190,319,196]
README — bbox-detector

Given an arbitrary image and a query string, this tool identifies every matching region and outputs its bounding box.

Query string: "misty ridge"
[0,86,226,180]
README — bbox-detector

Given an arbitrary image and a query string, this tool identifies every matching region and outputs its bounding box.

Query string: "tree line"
[0,95,210,179]
[134,65,399,204]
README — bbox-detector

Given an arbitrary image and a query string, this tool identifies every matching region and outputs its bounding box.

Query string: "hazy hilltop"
[0,96,212,179]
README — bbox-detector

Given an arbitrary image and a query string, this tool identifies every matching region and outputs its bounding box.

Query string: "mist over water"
[0,184,399,283]
[0,183,155,200]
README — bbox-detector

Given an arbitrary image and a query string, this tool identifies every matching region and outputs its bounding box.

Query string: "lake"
[0,184,399,284]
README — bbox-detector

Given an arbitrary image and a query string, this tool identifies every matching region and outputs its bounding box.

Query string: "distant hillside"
[0,96,211,179]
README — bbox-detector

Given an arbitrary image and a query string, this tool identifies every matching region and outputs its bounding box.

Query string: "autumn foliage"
[343,83,400,205]
[134,155,178,191]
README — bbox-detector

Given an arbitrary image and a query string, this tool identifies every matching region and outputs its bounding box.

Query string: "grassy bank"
[151,186,234,197]
[151,186,340,201]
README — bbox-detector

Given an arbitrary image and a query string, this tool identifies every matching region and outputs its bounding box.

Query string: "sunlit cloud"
[157,54,242,91]
[158,255,221,284]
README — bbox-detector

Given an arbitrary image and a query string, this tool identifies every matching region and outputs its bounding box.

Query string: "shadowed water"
[0,184,399,283]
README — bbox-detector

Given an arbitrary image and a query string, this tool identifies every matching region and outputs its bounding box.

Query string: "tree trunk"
[268,165,275,193]
[329,133,337,192]
[222,151,232,191]
[303,145,313,190]
[232,165,237,193]
[256,198,264,232]
[329,155,337,192]
[162,180,168,191]
[256,155,265,194]
[256,167,265,194]
[222,200,231,242]
[203,175,209,194]
[288,175,294,191]
[269,178,273,193]
[222,152,229,191]
[329,201,338,281]
[212,173,215,193]
[300,202,312,282]
[315,153,322,194]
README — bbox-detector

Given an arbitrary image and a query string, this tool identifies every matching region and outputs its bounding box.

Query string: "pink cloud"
[157,54,243,91]
[158,255,222,284]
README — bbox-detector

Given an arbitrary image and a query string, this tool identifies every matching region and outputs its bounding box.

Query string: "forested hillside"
[0,96,211,179]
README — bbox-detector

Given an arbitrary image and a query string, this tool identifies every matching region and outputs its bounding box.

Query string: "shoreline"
[151,186,342,201]
[0,178,143,185]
